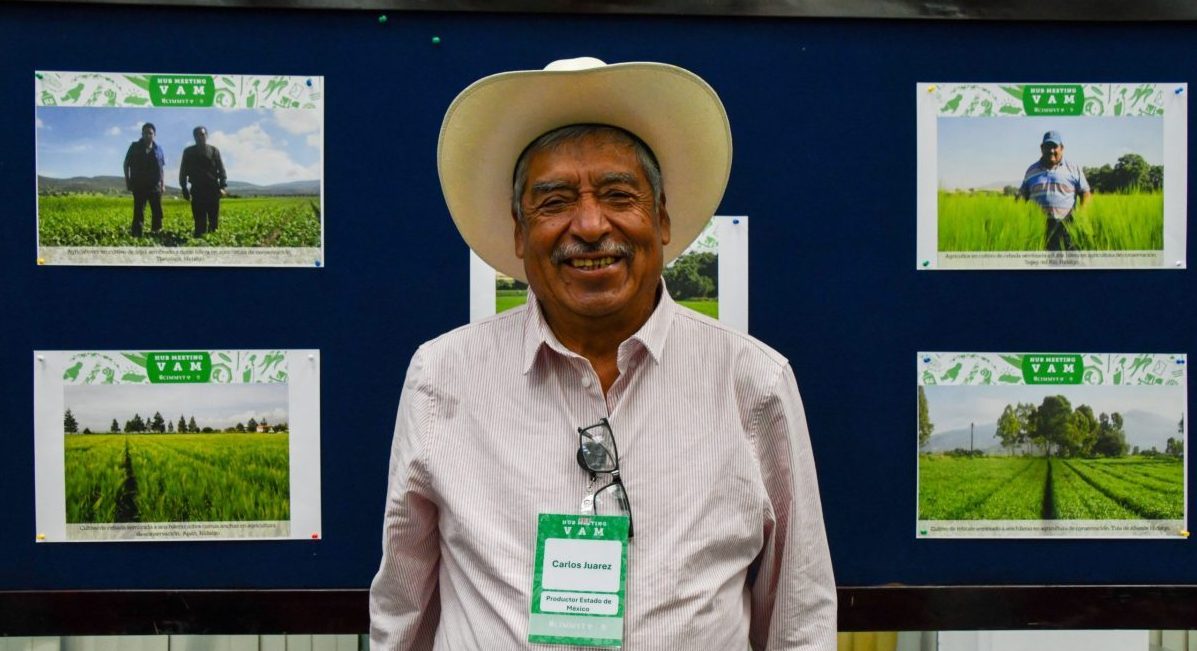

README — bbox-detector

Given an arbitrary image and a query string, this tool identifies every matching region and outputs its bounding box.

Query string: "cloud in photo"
[208,122,320,185]
[37,106,321,185]
[273,108,320,135]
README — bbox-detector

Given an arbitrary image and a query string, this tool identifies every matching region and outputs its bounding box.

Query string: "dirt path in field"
[114,440,140,522]
[1040,458,1056,520]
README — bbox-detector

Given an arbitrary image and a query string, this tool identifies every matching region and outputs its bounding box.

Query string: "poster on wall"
[916,83,1187,270]
[35,71,324,267]
[469,215,750,332]
[34,349,321,542]
[917,352,1187,539]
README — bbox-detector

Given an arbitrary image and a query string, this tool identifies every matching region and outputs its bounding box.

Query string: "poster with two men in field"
[34,349,321,542]
[35,71,324,267]
[917,352,1187,538]
[916,83,1187,270]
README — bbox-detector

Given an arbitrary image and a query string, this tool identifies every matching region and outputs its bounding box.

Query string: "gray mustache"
[551,240,635,265]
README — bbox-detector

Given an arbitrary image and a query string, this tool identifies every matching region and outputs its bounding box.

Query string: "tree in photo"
[1033,395,1073,457]
[663,252,717,300]
[178,415,187,434]
[64,408,78,434]
[126,413,146,433]
[151,411,166,433]
[1166,416,1184,458]
[917,386,934,448]
[1065,404,1099,457]
[247,417,258,433]
[188,415,198,433]
[1092,412,1128,458]
[1083,154,1163,194]
[110,418,121,433]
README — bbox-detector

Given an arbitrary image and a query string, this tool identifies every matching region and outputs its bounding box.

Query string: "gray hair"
[511,124,663,223]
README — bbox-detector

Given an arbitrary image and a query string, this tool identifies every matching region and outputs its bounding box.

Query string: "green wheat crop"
[65,433,290,523]
[38,195,321,248]
[938,191,1162,251]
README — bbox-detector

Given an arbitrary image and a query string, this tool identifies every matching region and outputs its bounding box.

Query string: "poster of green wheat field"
[34,349,322,542]
[917,352,1187,539]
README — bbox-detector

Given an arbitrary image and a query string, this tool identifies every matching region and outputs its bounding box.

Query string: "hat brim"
[438,61,732,282]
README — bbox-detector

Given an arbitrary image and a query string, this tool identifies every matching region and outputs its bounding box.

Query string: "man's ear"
[512,208,526,259]
[657,192,671,247]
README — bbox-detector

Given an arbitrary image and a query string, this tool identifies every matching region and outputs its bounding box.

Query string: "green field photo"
[65,432,290,523]
[918,455,1182,520]
[918,384,1185,522]
[663,250,718,318]
[63,382,291,524]
[39,194,321,248]
[938,190,1162,252]
[36,104,322,249]
[937,115,1164,252]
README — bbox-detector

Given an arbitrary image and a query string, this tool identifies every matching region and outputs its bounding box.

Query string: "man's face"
[1040,141,1063,167]
[194,129,207,146]
[141,126,155,144]
[514,133,671,324]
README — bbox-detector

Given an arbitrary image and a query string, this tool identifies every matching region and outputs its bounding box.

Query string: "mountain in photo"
[922,422,1003,453]
[38,175,319,197]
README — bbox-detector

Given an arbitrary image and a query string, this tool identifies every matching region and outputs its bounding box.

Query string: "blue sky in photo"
[938,116,1164,191]
[36,105,322,186]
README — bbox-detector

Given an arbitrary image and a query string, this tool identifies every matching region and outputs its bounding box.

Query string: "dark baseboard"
[2,586,1195,635]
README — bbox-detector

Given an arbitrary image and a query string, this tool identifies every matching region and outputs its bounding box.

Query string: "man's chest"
[422,378,768,570]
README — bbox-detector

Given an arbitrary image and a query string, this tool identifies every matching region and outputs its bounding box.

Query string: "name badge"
[529,513,629,647]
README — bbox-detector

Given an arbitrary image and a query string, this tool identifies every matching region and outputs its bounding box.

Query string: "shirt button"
[581,375,593,389]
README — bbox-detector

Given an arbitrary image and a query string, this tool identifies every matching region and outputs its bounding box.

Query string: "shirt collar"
[520,280,676,375]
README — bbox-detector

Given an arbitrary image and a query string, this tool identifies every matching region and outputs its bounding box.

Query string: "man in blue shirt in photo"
[123,122,166,237]
[1018,130,1091,250]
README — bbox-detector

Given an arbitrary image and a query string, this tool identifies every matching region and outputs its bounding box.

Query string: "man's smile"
[566,256,619,270]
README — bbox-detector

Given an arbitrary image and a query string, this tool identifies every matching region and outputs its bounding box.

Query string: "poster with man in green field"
[916,352,1187,539]
[35,71,325,267]
[916,83,1187,270]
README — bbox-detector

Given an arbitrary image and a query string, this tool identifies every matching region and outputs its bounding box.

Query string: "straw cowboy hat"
[438,57,733,281]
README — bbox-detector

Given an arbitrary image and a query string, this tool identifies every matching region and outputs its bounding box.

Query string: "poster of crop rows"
[917,352,1187,539]
[916,83,1187,270]
[35,71,324,267]
[34,349,321,542]
[469,216,749,332]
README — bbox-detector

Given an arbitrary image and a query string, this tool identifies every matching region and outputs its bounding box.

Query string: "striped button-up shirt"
[1019,158,1090,220]
[369,286,836,650]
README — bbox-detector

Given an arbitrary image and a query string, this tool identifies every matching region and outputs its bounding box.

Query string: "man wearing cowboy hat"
[370,58,835,650]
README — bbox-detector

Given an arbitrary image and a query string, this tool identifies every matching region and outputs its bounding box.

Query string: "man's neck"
[539,286,661,393]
